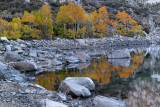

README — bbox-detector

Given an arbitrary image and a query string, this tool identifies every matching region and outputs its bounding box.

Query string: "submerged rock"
[59,77,95,97]
[5,52,22,62]
[107,49,130,59]
[91,95,126,107]
[14,61,37,72]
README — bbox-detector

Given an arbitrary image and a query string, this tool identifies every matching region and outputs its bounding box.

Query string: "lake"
[33,45,160,106]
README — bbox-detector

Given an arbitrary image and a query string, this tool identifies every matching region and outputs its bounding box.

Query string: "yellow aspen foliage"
[77,27,86,38]
[91,7,109,37]
[22,11,36,25]
[35,4,54,38]
[56,2,85,38]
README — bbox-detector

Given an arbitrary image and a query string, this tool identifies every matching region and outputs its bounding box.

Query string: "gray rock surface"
[75,52,90,62]
[53,59,62,66]
[5,45,11,52]
[29,50,37,57]
[107,49,130,59]
[41,99,68,107]
[91,95,126,107]
[4,52,21,62]
[65,56,80,63]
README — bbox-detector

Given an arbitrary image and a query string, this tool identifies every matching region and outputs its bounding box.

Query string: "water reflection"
[32,45,160,106]
[33,50,143,90]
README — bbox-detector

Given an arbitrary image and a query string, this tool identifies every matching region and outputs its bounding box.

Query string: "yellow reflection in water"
[32,53,143,90]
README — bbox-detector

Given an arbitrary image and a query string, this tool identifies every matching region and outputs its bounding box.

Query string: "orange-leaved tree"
[91,7,110,37]
[114,11,142,36]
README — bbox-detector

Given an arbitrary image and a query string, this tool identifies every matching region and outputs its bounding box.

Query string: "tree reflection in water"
[33,53,143,91]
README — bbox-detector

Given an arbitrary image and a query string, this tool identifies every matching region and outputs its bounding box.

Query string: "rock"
[65,56,80,63]
[75,39,86,45]
[53,59,62,66]
[16,39,25,44]
[58,92,67,101]
[91,95,126,107]
[6,45,11,52]
[59,77,95,97]
[0,37,9,42]
[75,52,90,62]
[41,99,68,107]
[13,45,23,54]
[14,62,37,72]
[126,0,140,8]
[0,62,7,71]
[0,45,5,51]
[5,52,21,62]
[142,15,155,33]
[0,56,4,62]
[107,49,130,59]
[29,49,38,57]
[1,69,27,82]
[0,62,7,80]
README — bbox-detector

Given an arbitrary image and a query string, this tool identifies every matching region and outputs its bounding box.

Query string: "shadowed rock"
[14,62,37,72]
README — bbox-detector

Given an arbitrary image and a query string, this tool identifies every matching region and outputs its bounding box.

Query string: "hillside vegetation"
[0,2,145,39]
[0,0,154,39]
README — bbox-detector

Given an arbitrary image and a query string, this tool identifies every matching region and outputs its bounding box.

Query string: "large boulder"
[91,96,126,107]
[59,77,95,97]
[107,49,130,59]
[5,52,22,62]
[14,62,37,72]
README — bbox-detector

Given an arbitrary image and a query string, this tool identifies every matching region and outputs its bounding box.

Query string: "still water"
[33,45,160,106]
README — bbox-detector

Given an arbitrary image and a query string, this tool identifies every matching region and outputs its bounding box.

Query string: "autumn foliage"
[0,4,53,39]
[0,2,144,39]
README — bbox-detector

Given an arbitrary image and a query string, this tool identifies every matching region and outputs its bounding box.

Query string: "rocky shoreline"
[0,36,156,107]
